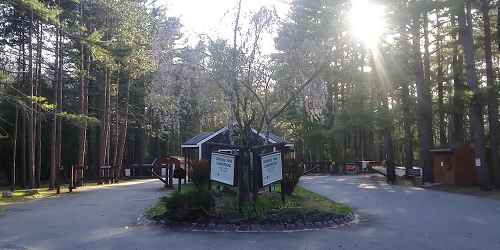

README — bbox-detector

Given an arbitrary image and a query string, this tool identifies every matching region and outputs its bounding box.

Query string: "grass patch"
[0,188,64,206]
[290,186,352,214]
[248,186,351,218]
[0,183,93,207]
[145,199,168,219]
[145,184,195,220]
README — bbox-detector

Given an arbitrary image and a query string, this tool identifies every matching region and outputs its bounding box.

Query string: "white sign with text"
[261,152,283,186]
[475,158,481,167]
[210,153,236,186]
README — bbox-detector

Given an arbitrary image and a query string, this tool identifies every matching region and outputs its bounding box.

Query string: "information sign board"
[261,152,283,186]
[210,153,236,186]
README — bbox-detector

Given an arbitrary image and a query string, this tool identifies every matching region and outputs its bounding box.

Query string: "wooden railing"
[98,165,118,184]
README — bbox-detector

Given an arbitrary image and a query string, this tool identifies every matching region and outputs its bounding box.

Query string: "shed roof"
[182,132,214,146]
[259,131,289,144]
[182,127,292,147]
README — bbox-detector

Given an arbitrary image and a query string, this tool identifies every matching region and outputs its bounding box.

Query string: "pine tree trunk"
[435,12,446,145]
[115,77,131,174]
[20,41,27,188]
[98,70,109,169]
[401,81,413,169]
[78,0,87,169]
[480,0,499,187]
[105,73,112,165]
[112,71,121,166]
[384,126,395,183]
[27,9,35,189]
[451,15,465,144]
[397,22,413,170]
[35,20,42,188]
[412,14,434,183]
[11,109,19,192]
[459,1,492,189]
[50,8,61,189]
[21,110,26,188]
[56,25,63,176]
[497,2,500,50]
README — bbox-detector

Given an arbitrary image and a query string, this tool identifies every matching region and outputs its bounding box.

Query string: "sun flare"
[348,0,387,47]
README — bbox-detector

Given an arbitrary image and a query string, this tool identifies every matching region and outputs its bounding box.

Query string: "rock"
[2,191,13,198]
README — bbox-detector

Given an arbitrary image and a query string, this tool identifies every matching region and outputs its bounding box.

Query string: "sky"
[158,0,291,53]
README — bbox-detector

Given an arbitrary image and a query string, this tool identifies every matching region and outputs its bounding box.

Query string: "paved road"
[1,175,500,250]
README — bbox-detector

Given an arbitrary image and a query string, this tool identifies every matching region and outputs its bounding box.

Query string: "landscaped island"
[146,185,355,232]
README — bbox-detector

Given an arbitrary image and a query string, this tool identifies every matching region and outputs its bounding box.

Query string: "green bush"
[189,160,210,189]
[163,188,214,222]
[283,159,304,195]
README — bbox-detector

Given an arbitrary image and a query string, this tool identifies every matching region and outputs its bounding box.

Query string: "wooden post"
[168,164,173,187]
[98,166,102,185]
[56,166,60,194]
[69,165,74,192]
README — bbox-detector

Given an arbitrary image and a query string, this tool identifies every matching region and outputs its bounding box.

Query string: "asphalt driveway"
[1,175,499,250]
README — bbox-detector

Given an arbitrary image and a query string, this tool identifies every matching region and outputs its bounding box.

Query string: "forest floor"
[0,175,500,250]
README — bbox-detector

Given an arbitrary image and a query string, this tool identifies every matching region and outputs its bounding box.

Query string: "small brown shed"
[430,144,478,186]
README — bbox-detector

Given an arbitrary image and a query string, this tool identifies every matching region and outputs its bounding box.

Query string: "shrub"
[189,160,210,189]
[145,200,167,220]
[283,159,304,195]
[163,188,214,222]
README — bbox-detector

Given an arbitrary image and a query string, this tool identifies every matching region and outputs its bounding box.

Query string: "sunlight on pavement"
[358,184,378,189]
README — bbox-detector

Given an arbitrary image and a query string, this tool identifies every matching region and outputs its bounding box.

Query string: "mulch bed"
[153,209,356,232]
